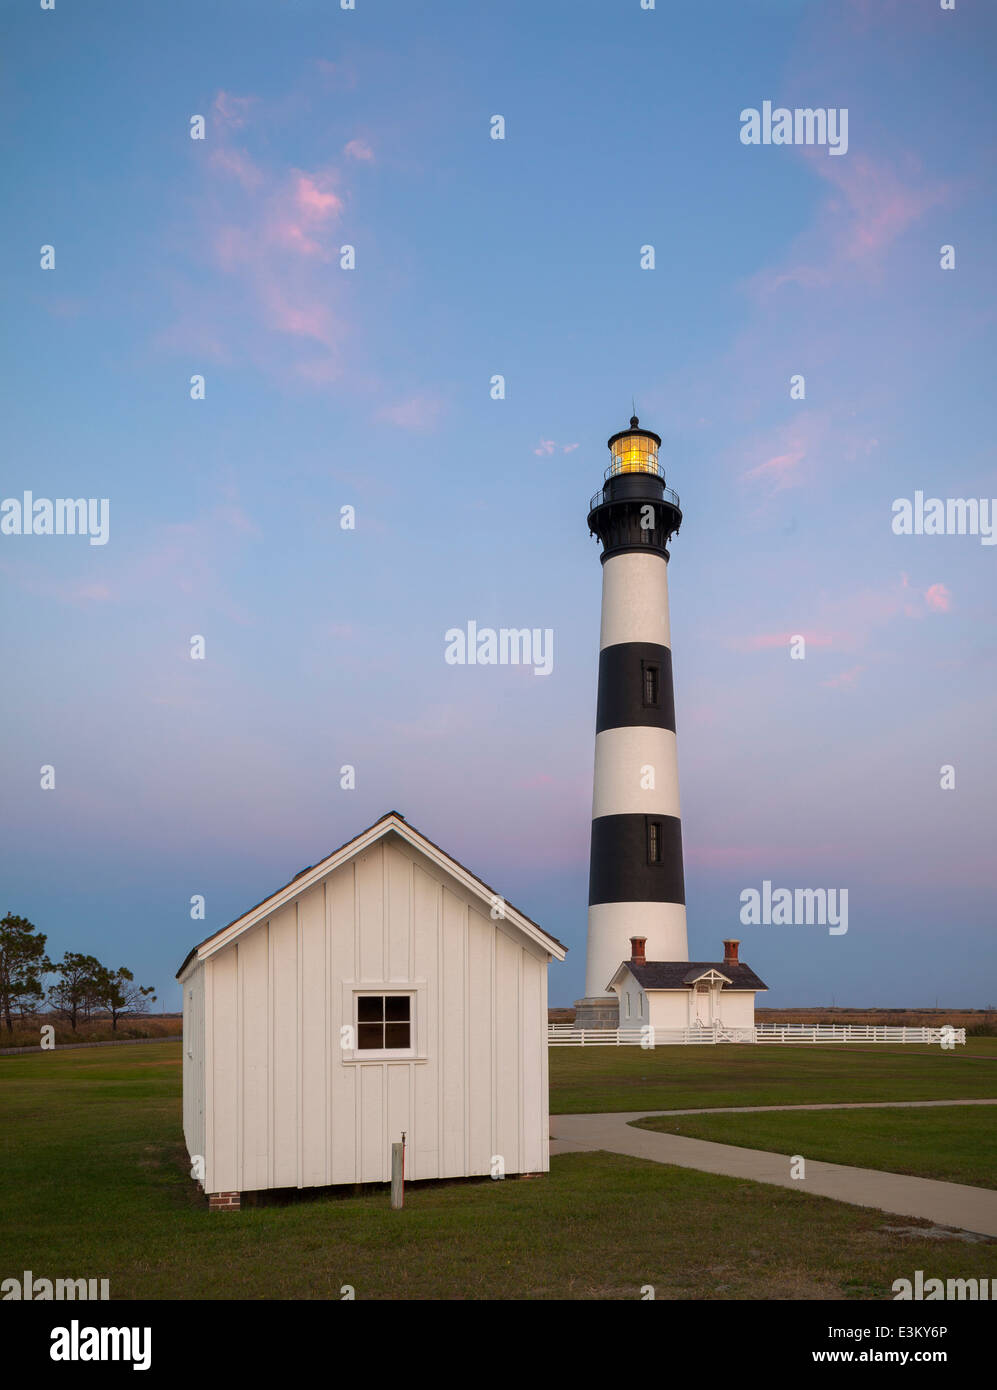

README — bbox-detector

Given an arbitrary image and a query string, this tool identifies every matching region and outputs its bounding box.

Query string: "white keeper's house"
[177,811,566,1210]
[607,937,766,1031]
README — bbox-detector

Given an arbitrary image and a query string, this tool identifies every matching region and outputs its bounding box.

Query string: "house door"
[695,984,712,1025]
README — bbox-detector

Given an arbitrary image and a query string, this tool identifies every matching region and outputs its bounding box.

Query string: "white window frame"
[340,980,428,1064]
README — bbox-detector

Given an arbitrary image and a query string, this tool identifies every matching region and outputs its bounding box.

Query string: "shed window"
[357,994,411,1051]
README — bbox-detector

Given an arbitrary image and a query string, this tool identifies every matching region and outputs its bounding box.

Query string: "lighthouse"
[574,416,689,1028]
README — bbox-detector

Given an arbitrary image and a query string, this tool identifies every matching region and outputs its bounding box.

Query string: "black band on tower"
[595,642,675,734]
[588,813,685,906]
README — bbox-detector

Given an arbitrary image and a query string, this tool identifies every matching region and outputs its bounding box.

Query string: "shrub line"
[0,1034,181,1057]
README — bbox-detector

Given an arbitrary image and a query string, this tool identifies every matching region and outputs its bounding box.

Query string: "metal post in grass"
[391,1134,405,1210]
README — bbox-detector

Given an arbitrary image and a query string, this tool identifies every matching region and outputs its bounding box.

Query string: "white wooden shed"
[177,811,566,1208]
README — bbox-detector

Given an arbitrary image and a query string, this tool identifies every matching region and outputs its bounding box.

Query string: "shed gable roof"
[176,811,566,978]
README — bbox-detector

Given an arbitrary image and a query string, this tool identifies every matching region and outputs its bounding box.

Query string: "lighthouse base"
[572,996,620,1030]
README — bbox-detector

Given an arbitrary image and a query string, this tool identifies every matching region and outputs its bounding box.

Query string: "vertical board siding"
[441,887,466,1178]
[181,965,205,1172]
[240,926,269,1192]
[328,864,356,1186]
[359,1062,383,1181]
[495,929,521,1176]
[412,864,440,1182]
[201,832,552,1193]
[467,909,493,1174]
[523,952,545,1173]
[209,946,238,1193]
[357,846,383,981]
[299,884,327,1187]
[386,844,412,981]
[271,905,298,1188]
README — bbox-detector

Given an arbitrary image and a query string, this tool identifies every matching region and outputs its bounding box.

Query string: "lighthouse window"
[642,662,660,708]
[648,821,661,863]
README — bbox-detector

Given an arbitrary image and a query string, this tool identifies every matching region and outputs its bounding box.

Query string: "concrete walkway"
[623,1097,997,1118]
[550,1102,997,1237]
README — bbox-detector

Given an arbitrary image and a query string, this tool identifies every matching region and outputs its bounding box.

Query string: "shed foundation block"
[208,1191,241,1212]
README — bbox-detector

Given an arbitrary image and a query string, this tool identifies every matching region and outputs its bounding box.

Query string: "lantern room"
[607,415,662,477]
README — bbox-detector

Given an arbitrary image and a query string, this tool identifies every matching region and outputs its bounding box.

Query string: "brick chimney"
[630,936,647,967]
[722,939,740,967]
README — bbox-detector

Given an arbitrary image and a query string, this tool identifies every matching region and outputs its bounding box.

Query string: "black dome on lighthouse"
[607,413,662,450]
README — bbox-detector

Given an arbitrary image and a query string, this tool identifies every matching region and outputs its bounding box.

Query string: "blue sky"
[2,0,995,1009]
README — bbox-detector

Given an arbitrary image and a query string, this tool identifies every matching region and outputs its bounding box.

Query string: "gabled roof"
[608,960,768,992]
[176,811,566,978]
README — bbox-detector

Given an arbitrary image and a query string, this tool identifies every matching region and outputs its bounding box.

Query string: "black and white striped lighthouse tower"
[574,416,689,1028]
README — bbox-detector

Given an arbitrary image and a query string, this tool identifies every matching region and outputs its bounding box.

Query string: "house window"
[357,994,411,1051]
[625,991,631,1019]
[648,820,661,864]
[642,661,659,708]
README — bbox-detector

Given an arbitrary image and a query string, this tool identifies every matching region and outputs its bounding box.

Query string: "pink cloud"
[900,572,952,617]
[262,174,344,260]
[259,282,337,346]
[378,395,445,431]
[162,102,352,382]
[132,501,261,625]
[213,91,255,130]
[686,843,839,870]
[733,631,834,653]
[820,154,950,263]
[294,357,342,385]
[213,225,251,272]
[517,774,555,790]
[822,664,865,690]
[750,151,953,297]
[741,574,954,660]
[315,59,358,90]
[924,582,952,613]
[295,176,342,219]
[209,147,263,191]
[343,139,374,163]
[270,221,323,258]
[744,444,807,491]
[738,413,829,499]
[533,439,579,456]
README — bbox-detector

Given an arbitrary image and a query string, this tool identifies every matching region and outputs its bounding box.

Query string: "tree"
[93,966,157,1032]
[47,952,103,1032]
[0,913,51,1033]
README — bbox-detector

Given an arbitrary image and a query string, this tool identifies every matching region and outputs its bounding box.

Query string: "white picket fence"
[756,1024,965,1045]
[547,1023,966,1047]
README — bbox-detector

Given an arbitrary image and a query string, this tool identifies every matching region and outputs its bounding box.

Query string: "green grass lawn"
[549,1039,997,1114]
[2,1041,994,1299]
[631,1105,997,1190]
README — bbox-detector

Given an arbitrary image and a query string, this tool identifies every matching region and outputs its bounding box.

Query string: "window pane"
[384,1022,411,1049]
[649,823,660,863]
[357,1023,384,1050]
[357,996,383,1022]
[385,996,410,1021]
